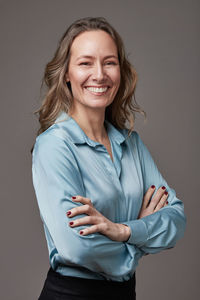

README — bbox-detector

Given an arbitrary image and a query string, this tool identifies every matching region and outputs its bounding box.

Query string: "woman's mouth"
[84,86,110,95]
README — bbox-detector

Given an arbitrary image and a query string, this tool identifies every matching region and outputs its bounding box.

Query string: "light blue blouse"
[32,110,186,282]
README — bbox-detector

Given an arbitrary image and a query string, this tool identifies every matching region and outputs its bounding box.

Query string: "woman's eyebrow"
[76,55,118,61]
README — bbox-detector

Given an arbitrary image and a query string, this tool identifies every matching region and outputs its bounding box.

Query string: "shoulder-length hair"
[32,16,146,151]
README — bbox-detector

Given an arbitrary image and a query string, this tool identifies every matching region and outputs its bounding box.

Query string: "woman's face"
[65,30,121,113]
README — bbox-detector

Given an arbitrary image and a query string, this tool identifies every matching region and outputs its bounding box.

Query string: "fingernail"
[162,186,166,190]
[166,201,169,204]
[164,191,168,195]
[72,196,76,199]
[80,231,84,235]
[67,211,71,216]
[151,185,155,189]
[69,222,74,226]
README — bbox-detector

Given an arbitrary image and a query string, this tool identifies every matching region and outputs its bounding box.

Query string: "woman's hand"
[66,196,131,242]
[138,185,169,219]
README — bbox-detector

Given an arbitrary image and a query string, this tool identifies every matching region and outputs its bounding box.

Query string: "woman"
[31,17,186,300]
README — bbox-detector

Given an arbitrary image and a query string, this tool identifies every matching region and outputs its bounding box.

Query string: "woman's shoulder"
[32,120,73,156]
[121,128,141,143]
[121,128,147,154]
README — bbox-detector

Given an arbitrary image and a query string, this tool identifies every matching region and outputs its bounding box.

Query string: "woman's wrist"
[120,224,131,242]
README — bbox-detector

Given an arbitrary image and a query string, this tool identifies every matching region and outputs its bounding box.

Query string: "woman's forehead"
[70,30,118,58]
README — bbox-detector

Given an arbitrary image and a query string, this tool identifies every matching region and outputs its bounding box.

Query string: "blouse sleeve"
[121,131,186,254]
[32,132,144,280]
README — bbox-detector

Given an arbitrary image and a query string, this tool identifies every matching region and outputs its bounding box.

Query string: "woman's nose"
[92,63,106,81]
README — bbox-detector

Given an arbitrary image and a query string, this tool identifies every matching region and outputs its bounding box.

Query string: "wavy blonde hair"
[31,17,146,153]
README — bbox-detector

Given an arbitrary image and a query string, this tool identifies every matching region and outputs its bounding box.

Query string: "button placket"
[94,144,116,181]
[94,143,127,222]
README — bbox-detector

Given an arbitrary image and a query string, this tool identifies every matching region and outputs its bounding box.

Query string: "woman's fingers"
[68,215,107,237]
[68,213,106,236]
[138,185,169,219]
[79,224,100,236]
[154,191,168,212]
[71,195,93,205]
[66,196,94,217]
[142,185,156,209]
[68,215,97,227]
[148,186,167,210]
[67,203,95,217]
[66,196,132,242]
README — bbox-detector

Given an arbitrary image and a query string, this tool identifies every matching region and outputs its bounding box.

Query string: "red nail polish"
[166,201,169,204]
[164,191,168,195]
[151,185,155,189]
[67,211,71,216]
[69,222,74,225]
[80,231,84,235]
[162,186,166,190]
[72,196,76,199]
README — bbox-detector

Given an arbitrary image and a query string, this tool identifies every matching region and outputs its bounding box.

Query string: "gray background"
[0,0,199,299]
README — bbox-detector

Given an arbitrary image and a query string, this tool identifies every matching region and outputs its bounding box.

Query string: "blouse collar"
[54,110,127,147]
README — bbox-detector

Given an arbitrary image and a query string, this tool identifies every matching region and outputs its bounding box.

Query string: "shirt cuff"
[121,219,148,245]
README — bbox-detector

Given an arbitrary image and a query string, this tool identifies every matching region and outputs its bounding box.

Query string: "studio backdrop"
[0,0,199,299]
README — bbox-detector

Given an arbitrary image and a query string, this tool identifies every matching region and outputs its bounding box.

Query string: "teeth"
[86,87,108,93]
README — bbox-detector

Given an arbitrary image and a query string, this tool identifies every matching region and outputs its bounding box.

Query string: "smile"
[85,86,109,94]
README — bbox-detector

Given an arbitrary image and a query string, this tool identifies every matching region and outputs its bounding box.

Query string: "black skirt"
[38,267,136,300]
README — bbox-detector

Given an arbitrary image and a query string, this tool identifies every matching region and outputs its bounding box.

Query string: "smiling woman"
[31,17,186,300]
[65,30,121,125]
[64,29,122,144]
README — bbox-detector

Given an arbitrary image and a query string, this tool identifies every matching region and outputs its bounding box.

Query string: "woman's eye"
[79,61,117,66]
[80,62,91,65]
[106,61,117,65]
